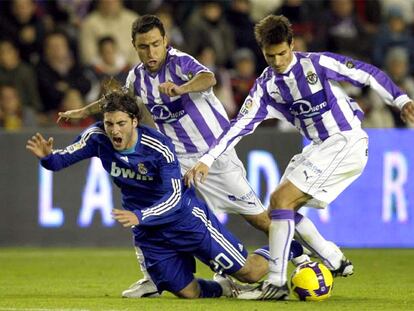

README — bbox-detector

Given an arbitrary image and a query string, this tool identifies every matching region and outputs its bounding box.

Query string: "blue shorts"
[132,199,248,293]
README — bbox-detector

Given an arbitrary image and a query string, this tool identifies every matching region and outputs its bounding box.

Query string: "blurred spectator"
[0,39,42,114]
[353,0,382,35]
[196,45,235,117]
[230,48,256,118]
[57,89,95,128]
[379,0,414,24]
[383,47,414,127]
[293,34,307,52]
[185,1,235,67]
[79,0,139,66]
[36,31,91,118]
[88,36,130,101]
[353,87,396,128]
[249,0,282,22]
[226,0,267,73]
[275,0,322,49]
[314,0,370,58]
[155,4,185,51]
[0,83,36,130]
[372,7,414,74]
[39,0,93,56]
[0,0,47,65]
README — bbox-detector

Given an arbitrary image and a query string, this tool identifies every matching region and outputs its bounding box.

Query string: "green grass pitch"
[0,248,413,311]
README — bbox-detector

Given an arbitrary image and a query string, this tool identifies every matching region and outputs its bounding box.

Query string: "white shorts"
[281,129,369,209]
[179,148,266,215]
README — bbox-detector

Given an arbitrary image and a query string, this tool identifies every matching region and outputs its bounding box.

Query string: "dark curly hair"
[100,89,141,121]
[254,15,293,48]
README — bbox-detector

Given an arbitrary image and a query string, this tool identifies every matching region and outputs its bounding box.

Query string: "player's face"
[132,28,168,73]
[103,111,138,151]
[262,41,294,74]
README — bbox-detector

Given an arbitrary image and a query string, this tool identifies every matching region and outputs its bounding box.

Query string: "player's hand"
[26,133,54,158]
[57,108,89,123]
[184,161,209,187]
[112,209,139,227]
[158,81,185,97]
[401,101,414,124]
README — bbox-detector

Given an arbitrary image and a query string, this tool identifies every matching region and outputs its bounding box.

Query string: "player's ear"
[132,117,138,128]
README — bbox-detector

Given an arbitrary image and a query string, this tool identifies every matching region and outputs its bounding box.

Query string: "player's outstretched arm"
[158,72,216,97]
[401,101,414,124]
[26,133,53,158]
[57,98,103,123]
[184,161,209,187]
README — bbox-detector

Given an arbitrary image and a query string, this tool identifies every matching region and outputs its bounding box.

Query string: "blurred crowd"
[1,0,413,131]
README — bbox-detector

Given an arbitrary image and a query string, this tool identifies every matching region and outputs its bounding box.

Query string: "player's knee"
[270,190,289,209]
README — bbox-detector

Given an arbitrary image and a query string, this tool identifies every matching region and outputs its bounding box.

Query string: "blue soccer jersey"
[40,122,193,227]
[40,122,249,293]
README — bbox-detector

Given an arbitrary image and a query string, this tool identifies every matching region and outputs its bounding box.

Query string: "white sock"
[134,246,152,281]
[268,209,295,286]
[294,212,342,270]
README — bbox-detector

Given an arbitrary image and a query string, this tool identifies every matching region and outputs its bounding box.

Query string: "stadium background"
[1,1,414,310]
[1,0,413,248]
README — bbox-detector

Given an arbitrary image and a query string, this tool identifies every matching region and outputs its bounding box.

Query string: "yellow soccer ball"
[291,261,333,301]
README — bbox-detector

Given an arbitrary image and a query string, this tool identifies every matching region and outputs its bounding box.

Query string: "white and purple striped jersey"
[125,47,230,156]
[201,52,410,166]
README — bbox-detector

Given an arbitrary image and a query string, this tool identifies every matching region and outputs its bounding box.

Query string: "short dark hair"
[254,15,293,47]
[101,89,141,121]
[98,36,116,51]
[131,15,166,42]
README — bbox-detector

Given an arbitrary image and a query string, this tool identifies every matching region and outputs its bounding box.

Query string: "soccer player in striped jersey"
[26,89,305,299]
[185,15,414,300]
[57,15,276,297]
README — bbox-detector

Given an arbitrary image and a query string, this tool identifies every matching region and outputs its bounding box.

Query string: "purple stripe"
[206,98,230,132]
[281,221,293,279]
[294,212,304,225]
[324,86,352,131]
[270,209,294,220]
[181,94,216,146]
[355,109,364,121]
[156,123,166,135]
[133,66,142,97]
[171,121,198,153]
[299,119,311,140]
[313,116,329,141]
[275,78,294,102]
[157,62,171,104]
[143,73,156,104]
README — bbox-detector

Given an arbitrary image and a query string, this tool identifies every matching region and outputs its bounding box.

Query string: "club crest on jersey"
[306,71,318,85]
[345,60,355,69]
[240,98,253,115]
[137,163,148,175]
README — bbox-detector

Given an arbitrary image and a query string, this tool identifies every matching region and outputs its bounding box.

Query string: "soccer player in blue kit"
[186,15,414,300]
[26,89,305,298]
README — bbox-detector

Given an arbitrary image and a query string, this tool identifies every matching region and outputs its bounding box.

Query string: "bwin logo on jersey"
[110,162,153,181]
[150,104,185,123]
[290,99,327,118]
